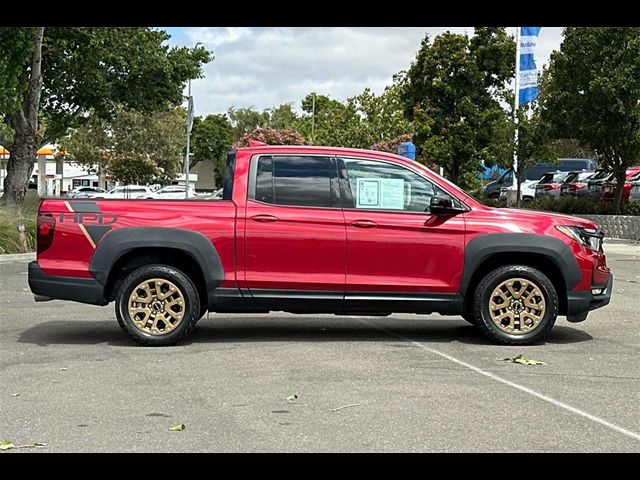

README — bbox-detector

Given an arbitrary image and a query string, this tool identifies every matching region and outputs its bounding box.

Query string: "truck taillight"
[37,212,55,254]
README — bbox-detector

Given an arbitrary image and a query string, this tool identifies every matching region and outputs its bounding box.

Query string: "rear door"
[243,155,346,308]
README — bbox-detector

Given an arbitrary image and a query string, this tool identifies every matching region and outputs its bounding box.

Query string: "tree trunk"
[0,27,45,206]
[613,169,626,215]
[515,169,522,208]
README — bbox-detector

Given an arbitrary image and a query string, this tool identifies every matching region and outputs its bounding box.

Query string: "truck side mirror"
[430,194,464,216]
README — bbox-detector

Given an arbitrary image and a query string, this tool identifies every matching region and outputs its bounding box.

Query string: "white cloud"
[171,27,563,116]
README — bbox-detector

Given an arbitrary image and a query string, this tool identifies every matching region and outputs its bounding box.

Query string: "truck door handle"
[251,214,278,223]
[350,219,377,229]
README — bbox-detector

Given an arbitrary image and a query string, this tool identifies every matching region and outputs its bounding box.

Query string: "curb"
[0,252,35,263]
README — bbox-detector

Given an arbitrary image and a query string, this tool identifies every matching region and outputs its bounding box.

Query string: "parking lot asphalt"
[1,242,639,452]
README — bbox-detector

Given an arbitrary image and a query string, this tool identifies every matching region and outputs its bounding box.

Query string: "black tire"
[115,264,201,346]
[461,313,476,325]
[194,305,208,325]
[472,265,558,345]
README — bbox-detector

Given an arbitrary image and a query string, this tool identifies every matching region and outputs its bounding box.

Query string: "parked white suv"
[99,185,153,199]
[68,186,108,198]
[138,185,198,199]
[499,179,538,201]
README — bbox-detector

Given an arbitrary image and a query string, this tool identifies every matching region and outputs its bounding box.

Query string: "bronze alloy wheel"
[128,278,185,335]
[488,277,546,335]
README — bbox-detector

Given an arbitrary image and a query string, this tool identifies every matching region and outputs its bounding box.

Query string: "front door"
[243,155,345,309]
[338,157,466,311]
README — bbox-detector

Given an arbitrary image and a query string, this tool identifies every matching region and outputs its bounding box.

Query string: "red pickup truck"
[29,145,612,346]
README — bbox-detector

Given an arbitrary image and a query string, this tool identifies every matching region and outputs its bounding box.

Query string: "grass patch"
[0,196,39,254]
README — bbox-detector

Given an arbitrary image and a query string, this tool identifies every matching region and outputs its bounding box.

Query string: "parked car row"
[66,185,200,199]
[497,166,640,203]
[483,158,598,199]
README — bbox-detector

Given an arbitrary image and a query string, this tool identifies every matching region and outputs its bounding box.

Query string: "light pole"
[184,42,202,199]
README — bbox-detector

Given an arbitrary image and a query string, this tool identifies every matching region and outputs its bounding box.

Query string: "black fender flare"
[89,227,225,294]
[460,233,582,296]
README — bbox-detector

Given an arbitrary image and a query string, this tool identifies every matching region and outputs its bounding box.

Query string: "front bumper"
[28,262,108,306]
[565,274,613,323]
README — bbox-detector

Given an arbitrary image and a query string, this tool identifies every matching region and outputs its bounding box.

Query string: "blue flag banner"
[518,26,541,105]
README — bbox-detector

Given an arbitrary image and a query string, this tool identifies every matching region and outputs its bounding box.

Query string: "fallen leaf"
[331,403,361,412]
[168,423,185,432]
[503,354,547,366]
[0,439,46,451]
[286,394,298,403]
[0,439,14,451]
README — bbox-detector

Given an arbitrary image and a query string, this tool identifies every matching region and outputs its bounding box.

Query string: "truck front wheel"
[472,265,558,345]
[115,265,201,346]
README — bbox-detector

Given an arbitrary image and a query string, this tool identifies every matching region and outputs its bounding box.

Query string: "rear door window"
[251,155,337,208]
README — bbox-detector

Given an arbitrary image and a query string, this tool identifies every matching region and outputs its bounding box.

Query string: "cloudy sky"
[163,27,564,117]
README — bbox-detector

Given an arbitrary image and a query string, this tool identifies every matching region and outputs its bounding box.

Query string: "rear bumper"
[28,262,107,306]
[565,275,613,323]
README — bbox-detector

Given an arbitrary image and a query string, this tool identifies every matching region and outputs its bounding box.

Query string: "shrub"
[0,198,38,254]
[622,201,640,216]
[522,197,616,215]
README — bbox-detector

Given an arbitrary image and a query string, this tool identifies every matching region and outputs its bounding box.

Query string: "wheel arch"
[91,228,224,306]
[460,233,582,316]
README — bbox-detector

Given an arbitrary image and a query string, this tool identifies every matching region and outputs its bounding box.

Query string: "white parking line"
[365,321,640,443]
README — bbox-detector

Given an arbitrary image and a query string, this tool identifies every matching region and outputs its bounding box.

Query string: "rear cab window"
[250,155,339,208]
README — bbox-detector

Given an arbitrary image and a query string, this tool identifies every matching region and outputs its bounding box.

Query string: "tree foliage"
[190,114,233,166]
[190,114,234,186]
[227,107,270,141]
[234,128,310,147]
[542,27,640,213]
[401,28,515,188]
[0,27,211,204]
[59,107,185,186]
[298,79,413,148]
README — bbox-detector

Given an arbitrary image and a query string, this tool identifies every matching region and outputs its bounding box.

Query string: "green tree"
[542,27,640,213]
[301,93,343,115]
[190,114,233,186]
[548,139,598,160]
[59,106,186,186]
[0,27,211,205]
[234,127,309,147]
[298,80,413,149]
[401,28,515,188]
[267,103,299,130]
[227,107,270,141]
[513,102,556,204]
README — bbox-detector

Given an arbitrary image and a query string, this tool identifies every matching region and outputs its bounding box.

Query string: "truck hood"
[483,207,598,231]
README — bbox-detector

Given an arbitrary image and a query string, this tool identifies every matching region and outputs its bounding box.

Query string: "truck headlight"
[556,226,603,252]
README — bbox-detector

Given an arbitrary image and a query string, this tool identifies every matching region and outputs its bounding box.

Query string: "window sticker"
[356,179,380,207]
[355,178,405,209]
[379,178,405,209]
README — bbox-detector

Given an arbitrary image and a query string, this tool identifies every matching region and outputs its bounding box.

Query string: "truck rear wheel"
[472,265,558,345]
[115,265,200,346]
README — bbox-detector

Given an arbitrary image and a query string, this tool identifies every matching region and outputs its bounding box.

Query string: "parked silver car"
[534,171,570,199]
[630,179,640,203]
[560,171,595,198]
